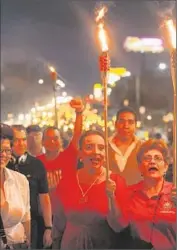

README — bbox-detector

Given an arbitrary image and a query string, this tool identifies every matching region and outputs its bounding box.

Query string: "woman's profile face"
[139,149,168,179]
[80,134,105,169]
[0,139,12,168]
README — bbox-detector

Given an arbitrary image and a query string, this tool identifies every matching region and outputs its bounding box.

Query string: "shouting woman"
[52,130,128,249]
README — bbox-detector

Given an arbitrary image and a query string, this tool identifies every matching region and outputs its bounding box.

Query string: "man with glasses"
[109,107,142,185]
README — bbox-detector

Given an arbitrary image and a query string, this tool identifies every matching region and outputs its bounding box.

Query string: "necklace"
[77,171,103,204]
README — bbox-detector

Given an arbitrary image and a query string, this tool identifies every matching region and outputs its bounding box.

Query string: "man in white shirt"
[0,123,31,249]
[109,107,142,185]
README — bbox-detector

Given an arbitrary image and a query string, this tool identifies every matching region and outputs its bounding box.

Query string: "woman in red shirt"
[111,139,176,250]
[52,130,127,249]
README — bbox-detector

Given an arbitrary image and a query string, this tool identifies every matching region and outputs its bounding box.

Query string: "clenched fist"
[70,97,84,113]
[106,178,116,197]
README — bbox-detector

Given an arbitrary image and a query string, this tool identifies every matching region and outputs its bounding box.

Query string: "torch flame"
[49,66,56,72]
[96,6,107,23]
[165,19,176,49]
[96,6,109,52]
[98,23,108,52]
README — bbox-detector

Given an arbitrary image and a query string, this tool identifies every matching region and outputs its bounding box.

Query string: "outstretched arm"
[70,98,84,149]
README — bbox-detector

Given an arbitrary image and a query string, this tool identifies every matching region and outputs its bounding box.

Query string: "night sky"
[1,0,176,119]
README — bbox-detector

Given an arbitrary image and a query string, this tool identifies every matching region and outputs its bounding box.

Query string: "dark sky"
[1,0,175,119]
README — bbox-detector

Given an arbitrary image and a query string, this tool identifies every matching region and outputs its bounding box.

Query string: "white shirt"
[1,168,30,245]
[109,135,139,172]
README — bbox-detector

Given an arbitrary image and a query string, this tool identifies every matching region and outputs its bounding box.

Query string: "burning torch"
[96,6,110,181]
[49,66,58,128]
[161,19,176,186]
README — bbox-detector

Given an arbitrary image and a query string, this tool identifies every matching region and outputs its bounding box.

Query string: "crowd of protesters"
[0,98,176,250]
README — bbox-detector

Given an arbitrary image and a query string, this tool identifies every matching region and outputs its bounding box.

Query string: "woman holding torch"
[52,130,129,249]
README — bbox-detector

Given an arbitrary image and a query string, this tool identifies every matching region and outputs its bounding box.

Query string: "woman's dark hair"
[0,123,14,146]
[137,139,169,164]
[78,129,105,149]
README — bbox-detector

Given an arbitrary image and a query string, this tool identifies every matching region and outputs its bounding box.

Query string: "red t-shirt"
[125,181,176,250]
[37,143,78,190]
[56,166,127,216]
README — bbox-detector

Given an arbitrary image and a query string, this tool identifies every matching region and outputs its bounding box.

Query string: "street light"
[147,115,152,121]
[38,79,44,84]
[158,63,167,70]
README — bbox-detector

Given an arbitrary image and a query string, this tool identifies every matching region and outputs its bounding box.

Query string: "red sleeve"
[59,143,78,177]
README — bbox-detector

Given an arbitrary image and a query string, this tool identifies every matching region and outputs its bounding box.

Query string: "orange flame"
[165,19,176,49]
[96,6,109,52]
[98,23,108,52]
[96,6,107,23]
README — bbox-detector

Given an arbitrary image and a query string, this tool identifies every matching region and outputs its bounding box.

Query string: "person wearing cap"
[26,125,45,157]
[108,107,143,185]
[107,139,176,250]
[0,124,31,249]
[7,125,52,249]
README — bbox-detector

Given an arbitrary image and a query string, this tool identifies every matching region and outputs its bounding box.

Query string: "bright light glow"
[93,83,102,99]
[136,121,141,128]
[25,114,31,120]
[122,71,131,77]
[98,23,108,52]
[139,106,146,114]
[56,79,65,88]
[18,113,24,121]
[107,87,112,96]
[123,99,129,106]
[95,6,107,23]
[38,79,44,84]
[108,73,120,85]
[62,92,67,97]
[96,6,109,52]
[31,108,36,113]
[124,37,164,53]
[147,115,152,120]
[158,63,167,70]
[49,66,55,72]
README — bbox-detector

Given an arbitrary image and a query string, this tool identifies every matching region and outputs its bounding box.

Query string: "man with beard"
[109,107,142,185]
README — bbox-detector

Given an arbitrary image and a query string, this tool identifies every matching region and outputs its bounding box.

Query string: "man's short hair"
[26,125,42,134]
[116,107,137,122]
[42,126,60,139]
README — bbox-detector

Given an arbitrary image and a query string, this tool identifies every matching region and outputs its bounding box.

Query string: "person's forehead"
[44,129,60,137]
[28,131,42,136]
[13,129,26,138]
[84,134,104,144]
[118,112,135,120]
[144,149,163,156]
[1,139,11,147]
